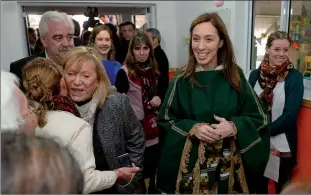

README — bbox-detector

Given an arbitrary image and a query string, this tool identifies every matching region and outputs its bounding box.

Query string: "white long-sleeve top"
[35,110,117,193]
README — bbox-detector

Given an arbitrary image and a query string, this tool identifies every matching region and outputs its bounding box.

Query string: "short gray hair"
[39,11,74,37]
[145,28,161,43]
[1,71,21,131]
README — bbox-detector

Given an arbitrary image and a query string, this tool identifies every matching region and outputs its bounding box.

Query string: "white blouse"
[35,110,117,193]
[254,81,290,152]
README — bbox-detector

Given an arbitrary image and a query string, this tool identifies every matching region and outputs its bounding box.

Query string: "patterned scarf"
[129,63,159,141]
[258,54,293,111]
[52,95,81,117]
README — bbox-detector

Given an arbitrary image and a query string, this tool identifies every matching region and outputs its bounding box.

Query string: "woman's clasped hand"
[191,115,237,142]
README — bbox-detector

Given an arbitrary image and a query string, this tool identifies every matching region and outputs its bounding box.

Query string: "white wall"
[0,1,250,71]
[1,1,28,71]
[150,1,177,67]
[175,1,251,72]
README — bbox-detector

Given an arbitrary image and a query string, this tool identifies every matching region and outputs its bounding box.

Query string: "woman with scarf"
[115,32,161,194]
[249,31,304,193]
[61,46,145,194]
[22,57,141,194]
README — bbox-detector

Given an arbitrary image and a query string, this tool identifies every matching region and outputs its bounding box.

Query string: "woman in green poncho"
[155,13,270,194]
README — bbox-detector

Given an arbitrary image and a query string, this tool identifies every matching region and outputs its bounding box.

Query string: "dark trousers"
[143,143,160,194]
[257,157,295,194]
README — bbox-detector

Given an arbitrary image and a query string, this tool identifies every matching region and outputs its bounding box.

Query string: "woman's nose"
[73,76,81,85]
[198,40,205,50]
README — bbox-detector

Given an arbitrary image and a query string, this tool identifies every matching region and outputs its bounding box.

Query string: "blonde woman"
[249,31,304,193]
[22,57,140,194]
[61,46,145,194]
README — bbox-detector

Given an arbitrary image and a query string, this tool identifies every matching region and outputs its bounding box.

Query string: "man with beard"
[10,11,74,83]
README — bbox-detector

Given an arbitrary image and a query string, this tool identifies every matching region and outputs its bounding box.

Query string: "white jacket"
[35,110,117,193]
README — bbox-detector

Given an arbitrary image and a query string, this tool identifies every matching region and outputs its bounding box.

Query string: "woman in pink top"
[115,32,161,193]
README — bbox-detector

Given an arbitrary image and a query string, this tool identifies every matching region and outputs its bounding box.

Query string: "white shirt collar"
[45,49,49,58]
[195,64,224,72]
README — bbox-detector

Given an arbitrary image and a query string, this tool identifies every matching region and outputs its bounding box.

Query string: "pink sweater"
[121,66,144,121]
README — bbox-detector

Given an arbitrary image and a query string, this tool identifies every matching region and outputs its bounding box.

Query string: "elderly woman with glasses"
[21,57,141,194]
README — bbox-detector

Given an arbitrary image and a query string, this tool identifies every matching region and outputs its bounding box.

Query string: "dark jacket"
[154,45,169,101]
[248,68,304,161]
[93,92,145,193]
[10,51,45,82]
[119,39,130,64]
[74,37,83,47]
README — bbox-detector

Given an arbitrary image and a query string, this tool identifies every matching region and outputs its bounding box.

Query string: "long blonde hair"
[61,46,114,106]
[22,57,62,127]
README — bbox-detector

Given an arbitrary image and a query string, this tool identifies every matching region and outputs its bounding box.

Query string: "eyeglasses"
[16,100,40,126]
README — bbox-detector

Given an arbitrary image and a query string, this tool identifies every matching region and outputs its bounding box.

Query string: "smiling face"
[64,60,99,103]
[266,39,290,66]
[94,30,112,60]
[191,22,223,69]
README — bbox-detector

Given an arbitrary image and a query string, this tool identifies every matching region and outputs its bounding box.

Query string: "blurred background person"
[1,70,38,134]
[99,15,111,24]
[33,30,44,55]
[118,22,124,39]
[119,21,136,64]
[81,30,91,46]
[1,131,84,194]
[27,27,37,55]
[72,19,83,46]
[145,28,169,101]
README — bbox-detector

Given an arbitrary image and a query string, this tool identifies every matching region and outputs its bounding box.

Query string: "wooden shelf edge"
[302,99,311,108]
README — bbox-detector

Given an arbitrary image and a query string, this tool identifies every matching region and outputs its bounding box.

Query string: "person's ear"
[219,40,224,48]
[265,46,270,55]
[59,77,68,97]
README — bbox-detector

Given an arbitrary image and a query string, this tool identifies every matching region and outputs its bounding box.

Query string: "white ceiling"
[24,6,148,15]
[22,2,152,15]
[23,1,311,17]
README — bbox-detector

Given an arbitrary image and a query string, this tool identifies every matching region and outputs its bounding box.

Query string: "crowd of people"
[1,9,309,194]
